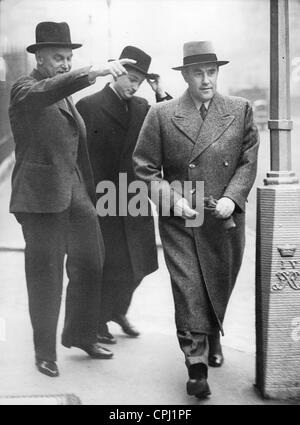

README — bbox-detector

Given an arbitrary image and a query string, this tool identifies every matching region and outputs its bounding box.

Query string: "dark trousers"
[99,278,140,326]
[16,170,104,361]
[177,330,208,376]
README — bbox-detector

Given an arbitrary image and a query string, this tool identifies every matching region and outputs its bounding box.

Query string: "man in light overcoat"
[133,41,259,398]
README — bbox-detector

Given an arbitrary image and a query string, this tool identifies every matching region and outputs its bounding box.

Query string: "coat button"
[189,163,196,169]
[223,160,229,167]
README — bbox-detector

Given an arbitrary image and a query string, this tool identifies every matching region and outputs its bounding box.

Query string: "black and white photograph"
[0,0,300,409]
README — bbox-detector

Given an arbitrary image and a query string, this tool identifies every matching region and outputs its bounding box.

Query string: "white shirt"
[189,91,211,113]
[109,83,122,100]
[109,83,129,112]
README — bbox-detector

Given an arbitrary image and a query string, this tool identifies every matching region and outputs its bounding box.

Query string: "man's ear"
[35,51,43,66]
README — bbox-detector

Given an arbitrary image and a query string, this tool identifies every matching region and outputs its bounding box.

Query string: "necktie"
[200,103,207,121]
[120,98,129,113]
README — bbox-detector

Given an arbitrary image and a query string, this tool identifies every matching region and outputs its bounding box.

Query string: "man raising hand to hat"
[76,46,171,345]
[9,21,136,378]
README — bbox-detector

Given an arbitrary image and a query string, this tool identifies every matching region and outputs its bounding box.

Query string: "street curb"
[0,152,14,187]
[0,394,82,405]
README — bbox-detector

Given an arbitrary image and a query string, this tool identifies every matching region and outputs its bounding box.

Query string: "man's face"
[114,67,145,100]
[36,47,73,77]
[182,63,219,103]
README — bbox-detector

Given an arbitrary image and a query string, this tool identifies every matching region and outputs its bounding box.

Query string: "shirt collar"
[109,82,122,100]
[189,91,211,111]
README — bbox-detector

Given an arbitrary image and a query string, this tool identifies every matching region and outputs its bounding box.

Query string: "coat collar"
[121,94,148,158]
[100,84,130,129]
[98,84,148,158]
[190,91,235,161]
[30,68,77,123]
[171,90,235,161]
[171,90,202,144]
[30,68,45,81]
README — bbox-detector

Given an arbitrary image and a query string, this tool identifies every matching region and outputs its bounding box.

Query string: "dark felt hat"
[172,41,229,70]
[118,45,152,76]
[26,21,82,54]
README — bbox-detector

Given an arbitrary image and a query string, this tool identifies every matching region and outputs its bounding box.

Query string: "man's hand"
[90,59,137,81]
[174,197,199,220]
[146,73,166,98]
[214,197,235,219]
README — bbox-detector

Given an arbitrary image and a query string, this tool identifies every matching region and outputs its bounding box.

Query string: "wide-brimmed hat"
[172,41,229,70]
[26,21,82,54]
[109,46,152,76]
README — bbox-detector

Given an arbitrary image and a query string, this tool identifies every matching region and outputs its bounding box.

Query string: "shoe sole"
[118,327,140,338]
[123,333,140,338]
[70,345,114,359]
[187,380,211,399]
[195,390,211,399]
[36,365,59,378]
[112,319,140,337]
[97,337,117,345]
[89,353,114,359]
[208,358,224,367]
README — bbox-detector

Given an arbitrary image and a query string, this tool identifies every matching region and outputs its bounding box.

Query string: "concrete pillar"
[256,0,300,399]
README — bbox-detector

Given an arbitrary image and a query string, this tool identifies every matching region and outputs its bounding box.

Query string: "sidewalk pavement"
[0,174,297,405]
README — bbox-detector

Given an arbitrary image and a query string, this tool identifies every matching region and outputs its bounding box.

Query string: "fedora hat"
[172,41,229,70]
[26,21,82,54]
[110,46,151,76]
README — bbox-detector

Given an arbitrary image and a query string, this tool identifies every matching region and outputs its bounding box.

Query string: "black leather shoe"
[97,323,117,345]
[208,353,224,367]
[208,333,224,367]
[73,342,114,359]
[187,378,211,399]
[112,315,140,337]
[35,359,59,377]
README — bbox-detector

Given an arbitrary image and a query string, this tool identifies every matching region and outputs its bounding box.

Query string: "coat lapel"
[171,90,201,144]
[189,92,235,162]
[30,69,77,124]
[100,84,129,129]
[56,96,81,133]
[57,98,73,117]
[65,96,84,130]
[121,97,147,158]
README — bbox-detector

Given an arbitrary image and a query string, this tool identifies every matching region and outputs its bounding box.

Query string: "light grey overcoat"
[133,90,259,335]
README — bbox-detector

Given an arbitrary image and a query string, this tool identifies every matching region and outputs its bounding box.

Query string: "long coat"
[76,84,158,283]
[133,90,259,335]
[9,67,97,213]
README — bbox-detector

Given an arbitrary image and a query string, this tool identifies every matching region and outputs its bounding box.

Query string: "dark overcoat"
[76,84,158,283]
[133,90,259,335]
[9,67,97,213]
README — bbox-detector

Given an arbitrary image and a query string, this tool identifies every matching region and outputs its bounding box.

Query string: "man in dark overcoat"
[9,21,136,377]
[76,46,171,343]
[133,41,259,398]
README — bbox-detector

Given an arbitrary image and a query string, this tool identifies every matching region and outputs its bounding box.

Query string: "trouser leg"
[112,279,141,317]
[177,330,209,378]
[98,279,118,326]
[208,331,222,352]
[62,173,105,347]
[18,212,67,362]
